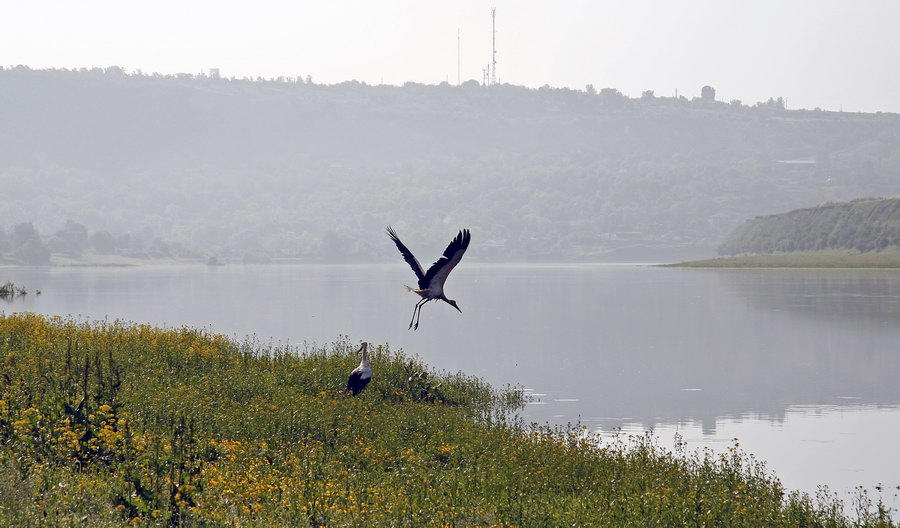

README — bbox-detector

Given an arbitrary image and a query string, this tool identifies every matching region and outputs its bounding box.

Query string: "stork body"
[345,342,371,396]
[386,227,471,330]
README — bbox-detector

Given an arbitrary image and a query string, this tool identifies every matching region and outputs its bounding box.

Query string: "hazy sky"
[4,0,899,112]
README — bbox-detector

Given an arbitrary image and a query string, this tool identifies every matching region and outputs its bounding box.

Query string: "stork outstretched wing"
[422,229,471,290]
[386,226,425,283]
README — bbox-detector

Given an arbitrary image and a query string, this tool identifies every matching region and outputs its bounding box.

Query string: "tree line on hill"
[718,198,900,255]
[0,221,196,265]
[1,66,899,262]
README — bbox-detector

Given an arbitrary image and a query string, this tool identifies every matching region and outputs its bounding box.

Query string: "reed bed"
[0,313,894,527]
[0,282,27,298]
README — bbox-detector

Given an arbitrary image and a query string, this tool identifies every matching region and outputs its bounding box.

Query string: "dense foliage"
[0,314,895,527]
[719,198,900,255]
[0,220,195,265]
[2,66,899,261]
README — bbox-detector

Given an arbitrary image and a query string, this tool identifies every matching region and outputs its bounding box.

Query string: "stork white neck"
[357,342,370,370]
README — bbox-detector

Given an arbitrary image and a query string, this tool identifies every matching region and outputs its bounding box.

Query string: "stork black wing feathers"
[346,371,370,396]
[421,229,471,289]
[386,226,425,282]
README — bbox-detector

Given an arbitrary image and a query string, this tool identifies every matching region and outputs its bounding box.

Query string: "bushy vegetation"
[719,198,900,255]
[0,314,895,527]
[2,67,899,261]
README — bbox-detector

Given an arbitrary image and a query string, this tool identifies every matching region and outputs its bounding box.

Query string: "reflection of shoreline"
[575,404,900,503]
[710,268,900,324]
[522,380,900,436]
[581,403,900,436]
[478,267,900,436]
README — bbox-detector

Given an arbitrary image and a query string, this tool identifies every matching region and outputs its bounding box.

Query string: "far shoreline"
[4,251,899,269]
[663,248,900,269]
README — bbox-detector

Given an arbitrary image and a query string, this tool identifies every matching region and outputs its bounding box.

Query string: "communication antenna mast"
[491,8,497,85]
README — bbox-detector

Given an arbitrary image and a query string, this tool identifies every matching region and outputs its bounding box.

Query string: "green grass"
[0,314,895,527]
[665,248,900,268]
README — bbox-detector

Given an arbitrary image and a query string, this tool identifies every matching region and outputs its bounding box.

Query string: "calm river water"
[3,263,899,500]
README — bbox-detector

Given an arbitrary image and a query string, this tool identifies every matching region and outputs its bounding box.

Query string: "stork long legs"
[409,299,426,330]
[413,299,428,330]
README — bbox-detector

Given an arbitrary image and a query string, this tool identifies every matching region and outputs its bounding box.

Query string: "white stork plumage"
[345,342,371,396]
[386,226,471,330]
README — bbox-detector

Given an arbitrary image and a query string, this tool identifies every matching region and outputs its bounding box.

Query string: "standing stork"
[386,226,471,330]
[345,342,371,396]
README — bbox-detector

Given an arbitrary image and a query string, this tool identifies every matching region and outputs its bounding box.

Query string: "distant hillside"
[2,66,900,261]
[719,198,900,255]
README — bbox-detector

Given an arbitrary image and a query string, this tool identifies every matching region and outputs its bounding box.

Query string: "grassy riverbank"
[0,314,894,527]
[666,248,900,268]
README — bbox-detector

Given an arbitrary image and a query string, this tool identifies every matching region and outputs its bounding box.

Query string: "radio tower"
[490,7,497,85]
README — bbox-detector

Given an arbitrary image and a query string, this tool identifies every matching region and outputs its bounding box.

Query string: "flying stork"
[386,226,471,330]
[345,342,371,396]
